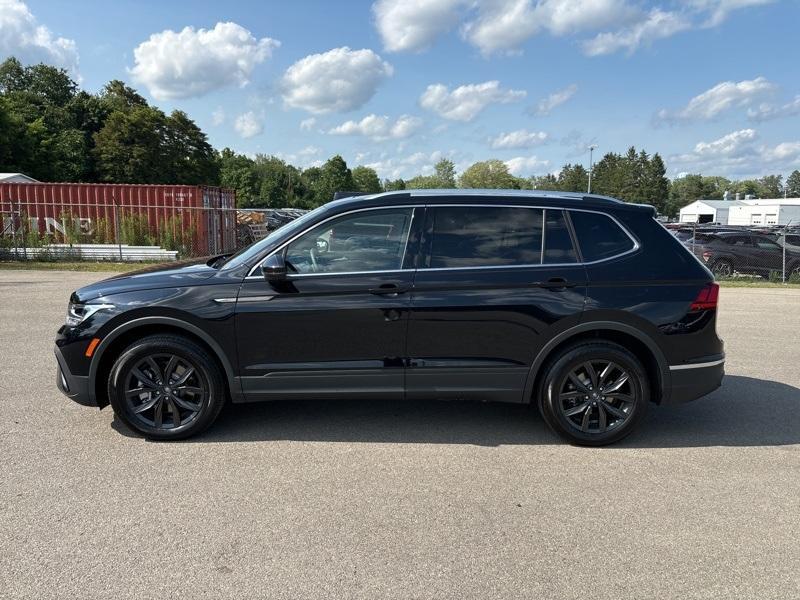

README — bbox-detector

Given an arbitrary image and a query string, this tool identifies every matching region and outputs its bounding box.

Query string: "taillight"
[701,251,712,262]
[690,282,719,311]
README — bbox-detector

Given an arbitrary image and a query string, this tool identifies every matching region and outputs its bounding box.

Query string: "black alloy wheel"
[124,354,205,430]
[557,360,635,435]
[108,335,226,440]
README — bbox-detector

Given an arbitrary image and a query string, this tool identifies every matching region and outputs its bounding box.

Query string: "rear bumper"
[665,355,725,404]
[54,346,95,407]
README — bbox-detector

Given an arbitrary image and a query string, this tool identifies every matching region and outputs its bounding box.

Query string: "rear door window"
[427,206,543,268]
[569,211,635,262]
[543,210,577,264]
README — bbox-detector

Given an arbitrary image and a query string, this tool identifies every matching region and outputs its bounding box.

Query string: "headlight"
[66,302,114,327]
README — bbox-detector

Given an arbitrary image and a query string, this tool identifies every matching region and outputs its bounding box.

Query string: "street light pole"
[587,144,598,194]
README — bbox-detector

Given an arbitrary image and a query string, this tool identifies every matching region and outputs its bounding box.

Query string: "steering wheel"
[309,247,318,272]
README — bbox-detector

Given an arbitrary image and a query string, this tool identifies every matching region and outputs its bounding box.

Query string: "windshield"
[220,206,325,271]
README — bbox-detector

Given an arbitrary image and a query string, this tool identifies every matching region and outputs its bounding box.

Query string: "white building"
[0,173,38,183]
[680,198,800,226]
[678,200,744,224]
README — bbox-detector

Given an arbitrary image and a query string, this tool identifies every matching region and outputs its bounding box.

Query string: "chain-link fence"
[667,222,800,284]
[0,199,238,262]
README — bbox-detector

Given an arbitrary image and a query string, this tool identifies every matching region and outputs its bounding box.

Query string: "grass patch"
[0,261,159,273]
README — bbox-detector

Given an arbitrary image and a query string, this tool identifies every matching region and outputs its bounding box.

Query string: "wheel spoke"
[168,398,182,427]
[583,362,598,387]
[172,394,201,412]
[126,387,152,398]
[560,390,583,401]
[145,357,163,384]
[153,398,163,427]
[605,392,634,404]
[132,395,159,414]
[581,405,592,432]
[597,403,607,432]
[175,385,203,395]
[564,401,590,417]
[598,362,614,387]
[568,372,590,394]
[604,373,629,393]
[601,400,628,419]
[131,367,159,390]
[174,366,195,386]
[164,355,179,383]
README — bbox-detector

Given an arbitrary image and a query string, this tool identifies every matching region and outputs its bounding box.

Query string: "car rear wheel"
[538,342,649,446]
[711,259,733,278]
[108,335,226,440]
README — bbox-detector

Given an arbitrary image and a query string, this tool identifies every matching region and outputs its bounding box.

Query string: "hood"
[73,257,220,301]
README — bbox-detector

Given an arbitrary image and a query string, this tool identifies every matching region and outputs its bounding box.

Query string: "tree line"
[2,58,799,216]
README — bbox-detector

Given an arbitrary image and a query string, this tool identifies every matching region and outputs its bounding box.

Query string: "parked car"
[775,231,800,253]
[55,190,725,446]
[688,231,800,278]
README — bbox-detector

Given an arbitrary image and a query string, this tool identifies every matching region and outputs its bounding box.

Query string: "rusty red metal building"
[0,183,236,255]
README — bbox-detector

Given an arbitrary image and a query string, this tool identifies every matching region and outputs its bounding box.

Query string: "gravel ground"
[1,270,798,600]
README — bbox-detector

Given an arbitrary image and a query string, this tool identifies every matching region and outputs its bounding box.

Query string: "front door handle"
[369,283,408,296]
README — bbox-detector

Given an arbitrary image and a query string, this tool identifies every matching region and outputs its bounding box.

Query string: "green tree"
[309,155,354,205]
[383,178,406,191]
[786,170,800,197]
[163,110,218,184]
[557,164,589,192]
[757,174,783,198]
[433,158,456,187]
[352,165,382,193]
[459,159,519,189]
[642,153,669,214]
[218,148,257,206]
[93,105,167,183]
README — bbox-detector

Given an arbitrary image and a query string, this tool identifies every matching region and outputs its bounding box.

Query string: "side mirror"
[261,253,287,281]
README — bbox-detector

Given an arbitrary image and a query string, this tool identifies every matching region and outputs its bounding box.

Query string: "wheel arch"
[89,316,239,408]
[523,321,670,406]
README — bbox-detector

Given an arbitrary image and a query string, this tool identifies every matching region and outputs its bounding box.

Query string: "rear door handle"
[539,277,576,290]
[369,284,408,296]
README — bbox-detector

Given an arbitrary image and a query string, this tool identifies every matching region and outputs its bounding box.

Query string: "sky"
[2,0,799,181]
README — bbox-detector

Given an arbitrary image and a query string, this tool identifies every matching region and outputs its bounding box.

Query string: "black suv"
[688,231,800,278]
[55,191,724,445]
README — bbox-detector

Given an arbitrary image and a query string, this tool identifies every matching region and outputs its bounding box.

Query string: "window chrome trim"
[246,205,422,279]
[245,203,640,280]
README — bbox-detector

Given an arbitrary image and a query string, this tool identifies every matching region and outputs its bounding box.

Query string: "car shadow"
[112,375,800,448]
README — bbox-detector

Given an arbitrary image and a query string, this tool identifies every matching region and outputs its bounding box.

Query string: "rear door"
[750,235,783,272]
[405,204,587,403]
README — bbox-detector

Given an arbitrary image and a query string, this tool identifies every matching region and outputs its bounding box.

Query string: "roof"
[0,173,38,183]
[681,200,746,210]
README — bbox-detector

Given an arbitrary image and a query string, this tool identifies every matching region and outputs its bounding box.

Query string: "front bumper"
[54,345,95,407]
[665,355,725,404]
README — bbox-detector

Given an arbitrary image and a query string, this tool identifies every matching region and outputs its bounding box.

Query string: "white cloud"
[365,150,448,179]
[130,22,278,100]
[211,107,225,126]
[505,155,551,176]
[234,111,264,139]
[420,80,526,122]
[694,128,758,156]
[490,129,549,149]
[299,117,317,131]
[582,9,691,56]
[687,0,776,27]
[670,128,800,177]
[747,96,800,123]
[656,77,776,124]
[328,114,423,140]
[0,0,79,77]
[373,0,464,52]
[533,84,578,116]
[281,47,393,114]
[462,0,640,55]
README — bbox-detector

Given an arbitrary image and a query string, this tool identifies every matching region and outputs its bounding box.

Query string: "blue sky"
[3,0,800,180]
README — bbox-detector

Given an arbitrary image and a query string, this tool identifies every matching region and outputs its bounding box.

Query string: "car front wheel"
[108,334,226,440]
[537,342,649,446]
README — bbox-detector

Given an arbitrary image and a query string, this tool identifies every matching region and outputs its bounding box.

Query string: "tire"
[537,342,649,446]
[711,259,733,278]
[108,334,226,440]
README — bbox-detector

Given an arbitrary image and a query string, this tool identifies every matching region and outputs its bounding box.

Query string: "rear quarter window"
[569,211,636,262]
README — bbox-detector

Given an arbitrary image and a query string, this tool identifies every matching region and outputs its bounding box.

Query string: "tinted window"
[569,211,635,262]
[724,235,751,246]
[544,210,577,264]
[785,235,800,246]
[428,206,543,268]
[285,208,413,274]
[753,237,781,250]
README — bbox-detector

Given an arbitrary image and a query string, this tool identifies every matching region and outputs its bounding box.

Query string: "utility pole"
[587,144,598,194]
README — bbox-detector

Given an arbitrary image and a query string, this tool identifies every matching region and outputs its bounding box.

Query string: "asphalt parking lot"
[1,269,798,600]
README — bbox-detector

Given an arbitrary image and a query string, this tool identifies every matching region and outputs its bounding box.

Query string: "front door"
[235,206,422,400]
[406,204,587,403]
